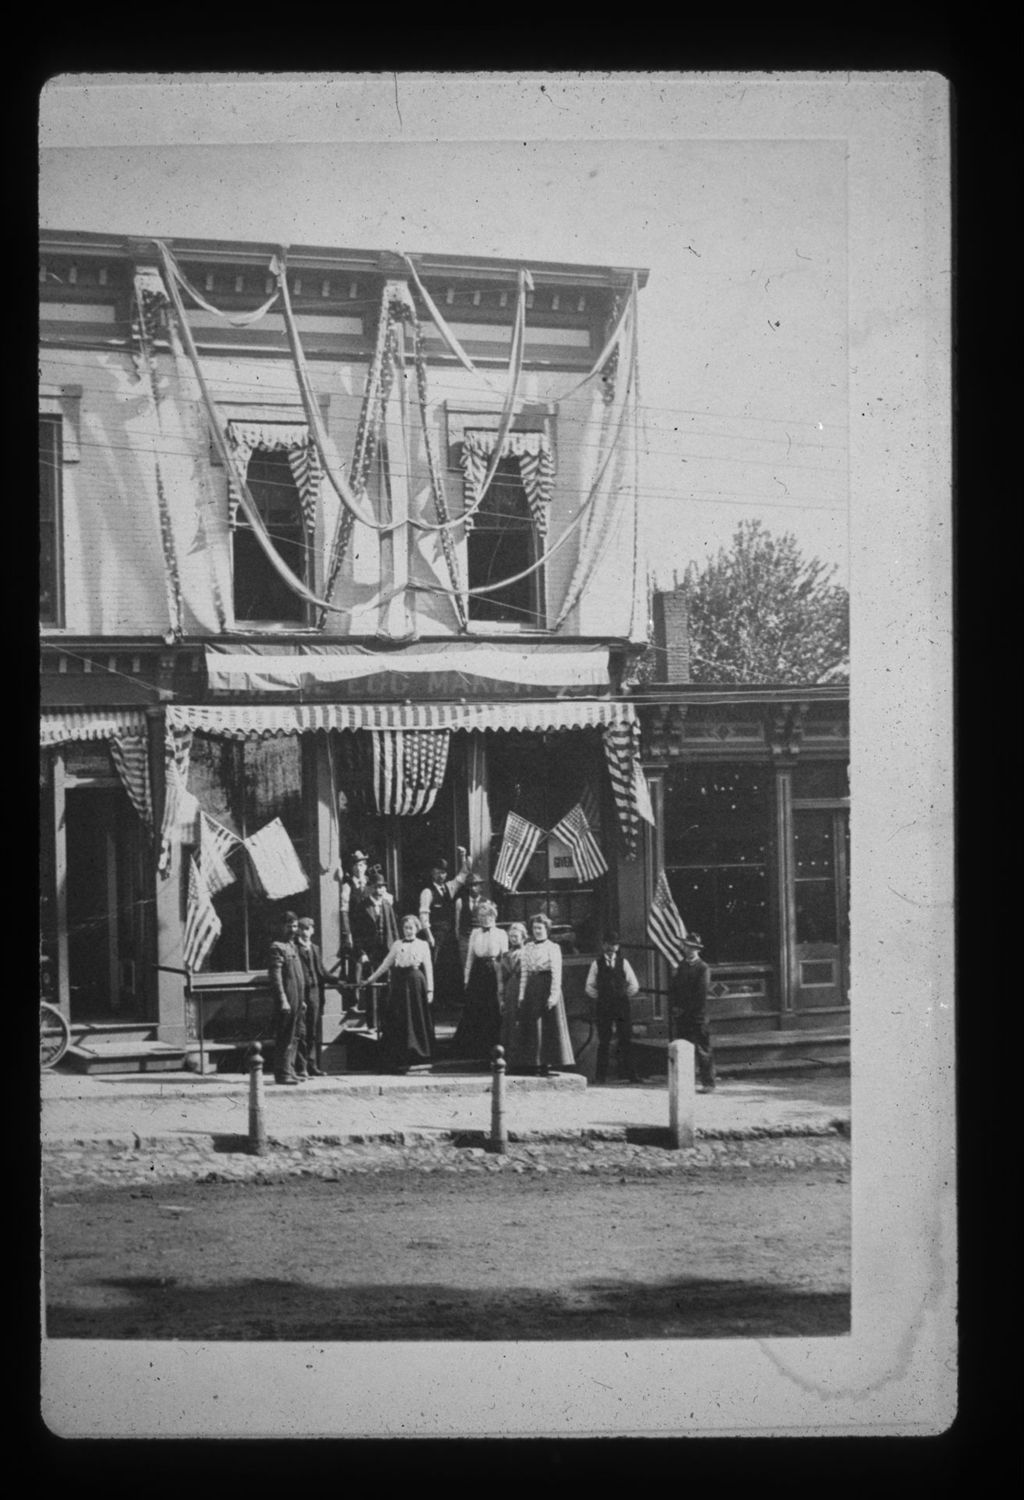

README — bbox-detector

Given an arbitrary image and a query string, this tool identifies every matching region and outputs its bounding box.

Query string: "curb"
[43,1120,850,1152]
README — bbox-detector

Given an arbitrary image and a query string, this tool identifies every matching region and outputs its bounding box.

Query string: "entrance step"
[65,1040,188,1075]
[633,1029,849,1076]
[70,1022,160,1048]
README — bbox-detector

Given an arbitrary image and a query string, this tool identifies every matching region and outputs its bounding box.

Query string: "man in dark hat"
[268,910,306,1085]
[668,934,717,1092]
[338,850,370,1010]
[419,847,471,1011]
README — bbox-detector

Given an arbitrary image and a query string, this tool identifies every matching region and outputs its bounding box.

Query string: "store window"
[232,449,309,623]
[39,414,63,624]
[187,735,309,971]
[663,763,772,964]
[466,454,543,626]
[486,731,607,951]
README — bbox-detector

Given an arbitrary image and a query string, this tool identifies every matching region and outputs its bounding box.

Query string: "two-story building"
[39,229,656,1065]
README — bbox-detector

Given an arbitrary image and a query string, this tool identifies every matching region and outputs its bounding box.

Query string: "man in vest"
[585,930,642,1084]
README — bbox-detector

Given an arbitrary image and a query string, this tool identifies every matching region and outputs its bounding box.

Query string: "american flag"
[647,869,689,969]
[371,730,450,816]
[184,854,221,973]
[549,802,608,883]
[493,812,545,892]
[197,811,239,896]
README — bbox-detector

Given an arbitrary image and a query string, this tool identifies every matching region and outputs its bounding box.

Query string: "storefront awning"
[204,642,611,698]
[39,709,149,746]
[166,698,637,739]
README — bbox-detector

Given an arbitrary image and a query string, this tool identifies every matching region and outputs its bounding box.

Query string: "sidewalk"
[41,1066,850,1151]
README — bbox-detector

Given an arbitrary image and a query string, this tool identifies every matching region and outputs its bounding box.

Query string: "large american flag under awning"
[371,730,450,816]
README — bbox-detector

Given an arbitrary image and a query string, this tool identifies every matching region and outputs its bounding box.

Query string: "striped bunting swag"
[370,730,451,817]
[197,811,239,896]
[517,439,555,533]
[184,854,222,974]
[647,869,689,970]
[109,734,154,831]
[549,802,608,883]
[493,812,545,893]
[226,422,318,531]
[603,720,642,859]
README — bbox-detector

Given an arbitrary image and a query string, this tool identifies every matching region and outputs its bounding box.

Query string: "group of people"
[267,847,717,1087]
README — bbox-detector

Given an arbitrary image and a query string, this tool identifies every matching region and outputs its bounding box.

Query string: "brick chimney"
[651,587,690,683]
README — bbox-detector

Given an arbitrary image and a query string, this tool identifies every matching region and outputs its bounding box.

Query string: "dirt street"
[44,1140,850,1341]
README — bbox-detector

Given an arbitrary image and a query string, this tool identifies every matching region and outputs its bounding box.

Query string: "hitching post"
[490,1044,508,1154]
[248,1042,267,1156]
[667,1039,695,1149]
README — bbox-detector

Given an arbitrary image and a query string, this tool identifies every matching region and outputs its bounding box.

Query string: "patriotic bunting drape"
[493,812,546,892]
[647,870,689,969]
[548,802,608,882]
[461,430,556,534]
[603,719,647,859]
[370,730,450,816]
[184,854,222,974]
[226,421,321,534]
[109,734,154,832]
[158,727,194,876]
[242,817,309,900]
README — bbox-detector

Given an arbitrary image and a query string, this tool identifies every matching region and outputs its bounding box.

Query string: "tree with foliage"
[682,520,849,685]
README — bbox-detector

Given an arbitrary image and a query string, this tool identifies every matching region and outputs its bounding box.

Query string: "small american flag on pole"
[197,811,239,896]
[493,812,545,892]
[184,854,221,974]
[549,802,608,883]
[647,869,689,969]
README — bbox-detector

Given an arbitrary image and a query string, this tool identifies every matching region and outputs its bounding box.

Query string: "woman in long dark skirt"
[450,901,508,1062]
[517,912,575,1075]
[361,915,435,1074]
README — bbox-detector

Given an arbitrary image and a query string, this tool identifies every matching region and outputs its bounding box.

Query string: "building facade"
[39,230,656,1052]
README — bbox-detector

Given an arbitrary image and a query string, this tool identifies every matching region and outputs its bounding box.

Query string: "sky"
[39,73,850,589]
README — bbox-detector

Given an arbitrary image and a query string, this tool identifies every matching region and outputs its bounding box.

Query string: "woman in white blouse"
[450,900,508,1062]
[361,914,435,1073]
[517,912,575,1075]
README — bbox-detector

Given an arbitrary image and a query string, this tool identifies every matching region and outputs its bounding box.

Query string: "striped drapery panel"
[226,421,320,533]
[370,730,450,816]
[109,734,154,832]
[158,725,194,875]
[603,719,643,859]
[461,429,555,534]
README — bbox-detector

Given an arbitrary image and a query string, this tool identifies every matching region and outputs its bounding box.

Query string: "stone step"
[65,1041,189,1075]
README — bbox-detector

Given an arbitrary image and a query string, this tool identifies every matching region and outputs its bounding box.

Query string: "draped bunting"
[226,421,320,533]
[370,729,450,816]
[603,718,644,860]
[158,725,194,876]
[131,269,183,638]
[461,430,555,534]
[109,735,154,832]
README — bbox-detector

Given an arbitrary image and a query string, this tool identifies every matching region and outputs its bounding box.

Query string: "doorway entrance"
[65,786,149,1022]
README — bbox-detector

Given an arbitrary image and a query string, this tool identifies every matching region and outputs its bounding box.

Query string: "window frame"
[230,444,313,628]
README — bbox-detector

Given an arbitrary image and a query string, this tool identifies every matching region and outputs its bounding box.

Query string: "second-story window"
[232,449,309,624]
[39,414,63,625]
[467,453,542,626]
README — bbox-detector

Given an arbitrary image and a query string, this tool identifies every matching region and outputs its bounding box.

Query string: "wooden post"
[248,1042,267,1156]
[490,1044,508,1154]
[667,1039,695,1149]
